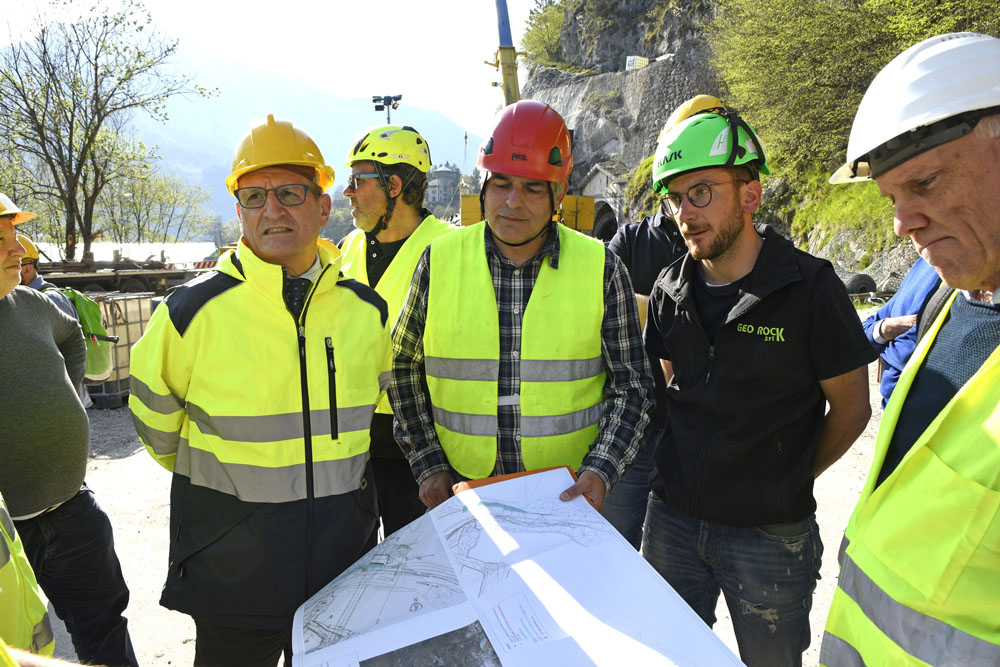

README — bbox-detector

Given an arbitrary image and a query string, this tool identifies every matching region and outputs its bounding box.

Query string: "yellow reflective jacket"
[341,214,454,414]
[128,239,391,626]
[424,222,606,479]
[0,494,53,656]
[130,239,391,502]
[822,292,1000,665]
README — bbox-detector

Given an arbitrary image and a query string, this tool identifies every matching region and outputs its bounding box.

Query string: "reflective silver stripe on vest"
[522,403,602,437]
[175,447,369,503]
[131,413,181,456]
[838,551,1000,664]
[425,356,498,381]
[426,356,603,383]
[130,375,184,414]
[187,402,376,442]
[521,357,603,382]
[432,405,497,437]
[379,371,391,391]
[819,631,865,666]
[32,613,53,652]
[0,530,10,568]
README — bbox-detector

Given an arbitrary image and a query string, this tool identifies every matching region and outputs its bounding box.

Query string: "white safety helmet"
[831,32,1000,184]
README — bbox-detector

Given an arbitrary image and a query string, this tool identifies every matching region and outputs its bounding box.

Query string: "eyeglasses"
[661,179,747,215]
[345,173,379,191]
[234,183,318,209]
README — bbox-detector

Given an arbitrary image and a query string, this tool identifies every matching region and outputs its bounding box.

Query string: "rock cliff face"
[523,0,716,195]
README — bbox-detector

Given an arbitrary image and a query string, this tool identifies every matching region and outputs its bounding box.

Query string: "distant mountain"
[131,60,483,220]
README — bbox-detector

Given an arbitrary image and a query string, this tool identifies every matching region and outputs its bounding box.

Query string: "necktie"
[283,276,311,321]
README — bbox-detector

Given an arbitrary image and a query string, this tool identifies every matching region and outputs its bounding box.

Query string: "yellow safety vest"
[822,291,1000,665]
[129,239,391,503]
[341,214,454,414]
[424,221,606,479]
[0,494,53,656]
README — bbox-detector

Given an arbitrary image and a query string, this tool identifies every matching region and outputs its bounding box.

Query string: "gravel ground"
[52,350,882,666]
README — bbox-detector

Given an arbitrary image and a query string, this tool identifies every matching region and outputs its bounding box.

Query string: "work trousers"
[602,427,658,549]
[193,619,292,667]
[641,495,822,667]
[15,487,138,667]
[372,455,425,539]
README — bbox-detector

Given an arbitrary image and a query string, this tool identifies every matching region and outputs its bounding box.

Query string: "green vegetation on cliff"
[707,0,998,249]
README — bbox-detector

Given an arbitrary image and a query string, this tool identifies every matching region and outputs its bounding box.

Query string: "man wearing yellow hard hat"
[1,193,138,667]
[16,233,75,320]
[339,125,453,539]
[129,115,391,666]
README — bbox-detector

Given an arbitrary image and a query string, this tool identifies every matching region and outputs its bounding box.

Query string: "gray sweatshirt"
[0,286,89,517]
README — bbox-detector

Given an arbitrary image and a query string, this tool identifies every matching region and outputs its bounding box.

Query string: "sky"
[4,0,539,138]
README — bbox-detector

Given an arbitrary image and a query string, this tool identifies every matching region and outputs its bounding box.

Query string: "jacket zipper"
[326,338,338,439]
[704,345,715,385]
[294,265,328,600]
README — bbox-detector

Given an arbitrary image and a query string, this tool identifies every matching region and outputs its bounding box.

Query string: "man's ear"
[743,180,763,214]
[388,174,403,198]
[553,181,568,208]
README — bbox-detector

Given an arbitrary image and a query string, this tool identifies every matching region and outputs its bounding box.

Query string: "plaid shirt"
[389,222,654,492]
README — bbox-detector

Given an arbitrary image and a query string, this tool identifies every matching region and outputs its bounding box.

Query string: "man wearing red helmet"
[389,100,655,510]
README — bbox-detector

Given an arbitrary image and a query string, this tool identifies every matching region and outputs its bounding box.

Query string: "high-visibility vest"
[822,291,1000,665]
[0,495,53,656]
[424,221,606,479]
[341,214,454,414]
[129,239,390,503]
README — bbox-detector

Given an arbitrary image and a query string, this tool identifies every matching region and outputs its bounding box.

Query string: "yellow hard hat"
[0,192,37,226]
[226,114,335,194]
[658,94,728,141]
[16,233,39,260]
[345,125,432,173]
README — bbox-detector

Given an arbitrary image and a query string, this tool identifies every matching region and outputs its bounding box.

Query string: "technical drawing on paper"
[299,515,467,655]
[434,485,616,598]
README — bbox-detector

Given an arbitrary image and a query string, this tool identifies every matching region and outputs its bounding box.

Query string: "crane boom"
[494,0,521,105]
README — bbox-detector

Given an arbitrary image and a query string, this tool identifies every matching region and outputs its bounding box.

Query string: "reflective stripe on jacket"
[822,291,1000,665]
[129,239,391,503]
[424,221,606,479]
[0,495,53,656]
[340,214,454,414]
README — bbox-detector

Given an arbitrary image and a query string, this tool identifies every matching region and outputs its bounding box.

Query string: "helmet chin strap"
[489,220,551,247]
[371,162,395,236]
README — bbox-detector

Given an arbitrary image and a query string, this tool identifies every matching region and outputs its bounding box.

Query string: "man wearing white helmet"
[822,33,1000,665]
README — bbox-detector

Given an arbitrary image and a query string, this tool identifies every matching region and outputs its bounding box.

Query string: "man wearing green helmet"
[641,110,875,665]
[340,125,453,539]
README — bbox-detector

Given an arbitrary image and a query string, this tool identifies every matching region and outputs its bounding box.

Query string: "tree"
[0,0,208,259]
[521,0,566,67]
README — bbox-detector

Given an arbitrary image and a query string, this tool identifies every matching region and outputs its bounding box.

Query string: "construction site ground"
[51,322,881,666]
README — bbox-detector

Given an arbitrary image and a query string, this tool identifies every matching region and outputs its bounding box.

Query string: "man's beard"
[687,197,744,261]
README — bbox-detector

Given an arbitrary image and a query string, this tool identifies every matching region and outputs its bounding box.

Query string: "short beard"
[688,196,745,261]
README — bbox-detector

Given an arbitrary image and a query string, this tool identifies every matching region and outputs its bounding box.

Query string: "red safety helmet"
[478,100,573,183]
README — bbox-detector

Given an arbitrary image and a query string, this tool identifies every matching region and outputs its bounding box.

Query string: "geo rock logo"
[736,323,786,342]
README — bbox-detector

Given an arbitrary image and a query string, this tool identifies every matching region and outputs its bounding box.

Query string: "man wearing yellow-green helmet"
[339,126,453,539]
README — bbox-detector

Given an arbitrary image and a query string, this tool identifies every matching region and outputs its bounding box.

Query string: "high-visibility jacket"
[424,221,606,479]
[340,214,453,414]
[128,239,391,627]
[822,291,1000,666]
[0,494,53,656]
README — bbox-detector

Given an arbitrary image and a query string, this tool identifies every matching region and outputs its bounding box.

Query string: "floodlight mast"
[372,94,403,124]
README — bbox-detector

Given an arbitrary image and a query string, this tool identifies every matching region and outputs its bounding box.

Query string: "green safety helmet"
[652,111,770,194]
[345,125,431,172]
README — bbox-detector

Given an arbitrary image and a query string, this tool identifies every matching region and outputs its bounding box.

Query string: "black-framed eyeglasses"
[234,183,318,209]
[345,173,379,191]
[661,179,747,215]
